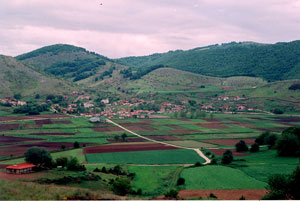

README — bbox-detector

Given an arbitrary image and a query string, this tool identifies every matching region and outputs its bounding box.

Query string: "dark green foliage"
[177,177,185,186]
[262,166,300,200]
[35,94,40,99]
[35,172,101,185]
[66,157,86,171]
[120,64,165,80]
[73,141,80,148]
[276,127,300,157]
[250,143,260,153]
[111,177,132,196]
[61,144,66,150]
[13,103,49,115]
[222,150,233,164]
[239,195,246,200]
[24,147,52,168]
[13,93,22,100]
[235,140,249,152]
[16,44,86,60]
[121,133,128,141]
[288,83,300,90]
[101,167,107,173]
[116,40,300,81]
[93,168,100,172]
[273,108,284,114]
[44,58,105,82]
[209,193,218,199]
[56,157,68,168]
[255,132,277,148]
[194,162,203,167]
[164,189,178,199]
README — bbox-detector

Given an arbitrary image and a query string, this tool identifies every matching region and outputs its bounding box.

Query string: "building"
[6,163,36,174]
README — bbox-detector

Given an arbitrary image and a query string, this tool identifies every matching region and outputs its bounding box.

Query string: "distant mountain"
[115,40,300,81]
[16,44,111,82]
[0,55,74,97]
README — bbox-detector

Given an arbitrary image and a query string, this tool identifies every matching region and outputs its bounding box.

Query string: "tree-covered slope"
[16,44,110,82]
[115,40,300,81]
[0,55,74,97]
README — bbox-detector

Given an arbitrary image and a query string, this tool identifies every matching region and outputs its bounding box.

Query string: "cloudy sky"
[0,0,300,58]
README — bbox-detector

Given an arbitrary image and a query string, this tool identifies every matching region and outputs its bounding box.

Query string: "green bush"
[111,177,132,196]
[164,189,178,199]
[235,140,249,152]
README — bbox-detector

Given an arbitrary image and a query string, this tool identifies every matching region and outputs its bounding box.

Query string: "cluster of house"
[157,102,184,113]
[0,98,27,106]
[217,96,247,101]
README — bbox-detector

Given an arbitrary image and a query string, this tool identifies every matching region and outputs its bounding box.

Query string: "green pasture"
[181,165,267,190]
[85,149,204,164]
[128,165,182,196]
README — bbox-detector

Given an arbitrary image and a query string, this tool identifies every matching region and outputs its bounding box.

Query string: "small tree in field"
[222,150,233,164]
[73,141,80,148]
[24,147,52,168]
[250,143,260,153]
[177,177,185,186]
[235,140,249,152]
[121,133,127,141]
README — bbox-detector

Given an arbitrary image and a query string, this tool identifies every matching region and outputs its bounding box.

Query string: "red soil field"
[127,126,157,131]
[0,124,19,130]
[202,139,256,146]
[118,122,150,126]
[0,136,42,144]
[0,114,71,122]
[0,164,9,169]
[167,125,184,129]
[0,142,75,157]
[35,119,53,125]
[280,122,298,127]
[92,127,122,132]
[177,189,267,200]
[197,123,228,129]
[30,132,75,136]
[83,143,179,154]
[207,148,250,156]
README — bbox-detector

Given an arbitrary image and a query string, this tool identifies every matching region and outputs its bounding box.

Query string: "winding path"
[106,119,211,165]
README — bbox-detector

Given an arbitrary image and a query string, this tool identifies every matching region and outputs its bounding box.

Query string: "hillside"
[115,40,300,82]
[16,44,110,82]
[0,55,74,97]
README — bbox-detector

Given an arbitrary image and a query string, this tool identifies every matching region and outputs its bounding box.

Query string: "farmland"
[0,112,300,199]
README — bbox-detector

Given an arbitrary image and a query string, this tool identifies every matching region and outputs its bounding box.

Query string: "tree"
[13,93,22,100]
[276,126,300,157]
[177,177,185,186]
[35,94,40,99]
[121,133,128,141]
[250,143,260,153]
[235,140,249,152]
[255,131,277,148]
[61,144,66,150]
[56,157,68,168]
[164,189,178,199]
[222,150,233,164]
[114,135,120,141]
[111,177,132,196]
[24,147,53,168]
[66,157,86,171]
[73,141,80,148]
[273,108,284,114]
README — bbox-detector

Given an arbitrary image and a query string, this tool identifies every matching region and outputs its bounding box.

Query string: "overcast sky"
[0,0,300,58]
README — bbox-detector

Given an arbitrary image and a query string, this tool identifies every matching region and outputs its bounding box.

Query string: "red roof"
[6,162,36,170]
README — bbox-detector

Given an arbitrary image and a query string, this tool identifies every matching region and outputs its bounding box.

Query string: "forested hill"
[115,40,300,82]
[16,44,110,82]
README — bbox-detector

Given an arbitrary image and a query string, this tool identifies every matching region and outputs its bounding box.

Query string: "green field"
[181,165,267,190]
[128,165,182,196]
[85,149,204,164]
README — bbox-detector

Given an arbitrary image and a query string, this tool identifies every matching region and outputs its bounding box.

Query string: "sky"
[0,0,300,58]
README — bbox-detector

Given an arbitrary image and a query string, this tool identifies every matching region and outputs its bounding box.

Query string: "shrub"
[177,177,185,186]
[24,147,53,168]
[66,157,86,171]
[222,150,233,164]
[111,177,132,196]
[164,189,178,199]
[250,143,260,153]
[56,157,68,168]
[73,141,80,148]
[235,140,249,152]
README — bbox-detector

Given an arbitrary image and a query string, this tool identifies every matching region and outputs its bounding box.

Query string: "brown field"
[0,142,75,157]
[0,136,42,144]
[202,139,256,146]
[0,114,71,122]
[92,127,122,132]
[207,148,250,156]
[177,189,267,200]
[197,123,228,129]
[83,143,179,154]
[0,124,19,130]
[107,135,181,143]
[35,119,53,125]
[30,132,75,136]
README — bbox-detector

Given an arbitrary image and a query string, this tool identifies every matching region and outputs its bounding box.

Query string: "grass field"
[234,150,300,182]
[85,149,204,164]
[181,165,267,190]
[128,165,182,196]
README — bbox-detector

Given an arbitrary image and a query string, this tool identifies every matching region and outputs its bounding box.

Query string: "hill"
[0,55,74,97]
[115,40,300,82]
[16,44,110,82]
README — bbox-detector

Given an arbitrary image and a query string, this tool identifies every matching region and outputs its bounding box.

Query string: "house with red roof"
[6,163,36,174]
